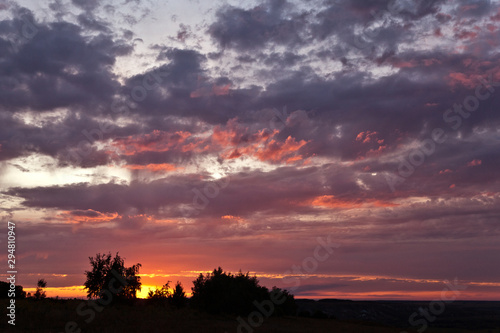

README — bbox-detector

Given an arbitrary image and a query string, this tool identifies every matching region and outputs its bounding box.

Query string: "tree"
[147,281,186,308]
[83,252,142,302]
[0,282,26,299]
[147,281,171,301]
[34,279,47,300]
[191,267,272,315]
[171,281,187,309]
[270,287,297,316]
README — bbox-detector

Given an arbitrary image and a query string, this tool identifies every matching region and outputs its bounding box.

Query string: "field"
[1,299,499,333]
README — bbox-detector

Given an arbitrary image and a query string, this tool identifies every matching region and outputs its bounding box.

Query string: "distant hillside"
[295,299,500,330]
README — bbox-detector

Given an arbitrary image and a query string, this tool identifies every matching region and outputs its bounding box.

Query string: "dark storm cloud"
[307,0,446,57]
[453,0,494,18]
[0,10,131,112]
[263,51,304,67]
[71,0,100,12]
[2,0,500,177]
[152,48,205,85]
[0,6,136,164]
[76,13,111,32]
[209,0,307,50]
[7,158,493,226]
[1,165,359,218]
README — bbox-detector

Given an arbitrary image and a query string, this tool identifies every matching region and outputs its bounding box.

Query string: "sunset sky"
[1,0,500,300]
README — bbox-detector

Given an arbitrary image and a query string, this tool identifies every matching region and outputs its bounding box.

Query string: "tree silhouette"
[171,281,187,309]
[147,282,171,302]
[191,267,281,315]
[270,286,297,316]
[147,281,187,308]
[84,252,142,302]
[34,279,47,300]
[0,281,26,299]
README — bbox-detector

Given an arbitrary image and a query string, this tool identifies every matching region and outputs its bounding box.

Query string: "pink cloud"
[447,72,478,89]
[356,131,379,144]
[190,84,231,98]
[455,30,478,40]
[467,159,482,167]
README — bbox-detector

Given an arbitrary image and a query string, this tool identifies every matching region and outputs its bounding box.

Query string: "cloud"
[2,0,500,300]
[209,0,306,51]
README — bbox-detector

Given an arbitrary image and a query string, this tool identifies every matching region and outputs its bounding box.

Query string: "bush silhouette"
[147,281,187,308]
[190,267,296,316]
[171,281,187,309]
[270,286,297,316]
[148,282,172,301]
[84,252,141,302]
[34,279,47,300]
[0,281,26,299]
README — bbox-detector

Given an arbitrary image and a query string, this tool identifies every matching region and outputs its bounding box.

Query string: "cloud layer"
[1,0,500,300]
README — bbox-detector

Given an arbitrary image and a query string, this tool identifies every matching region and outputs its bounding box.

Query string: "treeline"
[0,278,47,300]
[3,252,297,317]
[84,252,297,316]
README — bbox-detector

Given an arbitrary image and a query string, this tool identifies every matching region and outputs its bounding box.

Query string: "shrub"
[191,267,296,316]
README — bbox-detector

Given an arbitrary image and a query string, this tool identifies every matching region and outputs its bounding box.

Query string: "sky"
[0,0,500,300]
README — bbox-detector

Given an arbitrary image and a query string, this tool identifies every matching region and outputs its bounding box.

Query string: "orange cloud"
[311,195,362,209]
[180,139,211,153]
[309,195,398,209]
[221,215,242,221]
[124,163,181,172]
[211,119,242,147]
[113,119,307,164]
[254,136,308,163]
[213,119,307,164]
[356,131,379,144]
[58,210,120,223]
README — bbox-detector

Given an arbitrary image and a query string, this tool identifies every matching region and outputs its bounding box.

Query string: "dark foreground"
[1,299,499,332]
